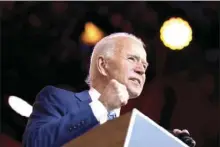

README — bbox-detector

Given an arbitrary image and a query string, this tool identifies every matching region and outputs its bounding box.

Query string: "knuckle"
[111,79,117,84]
[111,80,118,88]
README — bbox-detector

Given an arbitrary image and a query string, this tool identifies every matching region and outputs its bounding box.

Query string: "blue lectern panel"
[124,109,188,147]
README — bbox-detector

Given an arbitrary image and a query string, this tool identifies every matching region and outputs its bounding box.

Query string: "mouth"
[129,78,141,85]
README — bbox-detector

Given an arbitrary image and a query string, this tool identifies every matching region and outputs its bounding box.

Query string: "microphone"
[177,132,196,147]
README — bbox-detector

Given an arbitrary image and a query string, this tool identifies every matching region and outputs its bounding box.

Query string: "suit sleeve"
[22,86,99,147]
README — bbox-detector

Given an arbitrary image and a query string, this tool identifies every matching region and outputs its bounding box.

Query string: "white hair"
[85,32,145,86]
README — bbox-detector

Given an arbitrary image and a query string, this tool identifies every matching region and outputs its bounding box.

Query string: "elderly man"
[23,33,196,147]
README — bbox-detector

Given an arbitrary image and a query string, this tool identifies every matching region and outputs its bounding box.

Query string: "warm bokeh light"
[81,22,104,45]
[160,17,192,50]
[8,95,33,117]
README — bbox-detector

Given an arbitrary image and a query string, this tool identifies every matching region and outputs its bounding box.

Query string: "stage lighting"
[8,95,33,117]
[160,17,192,50]
[81,22,104,46]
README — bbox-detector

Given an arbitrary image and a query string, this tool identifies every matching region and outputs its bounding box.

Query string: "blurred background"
[1,1,219,147]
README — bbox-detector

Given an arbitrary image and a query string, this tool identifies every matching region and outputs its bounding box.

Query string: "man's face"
[106,39,148,98]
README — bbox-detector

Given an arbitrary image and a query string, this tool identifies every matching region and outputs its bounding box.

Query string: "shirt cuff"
[89,100,108,124]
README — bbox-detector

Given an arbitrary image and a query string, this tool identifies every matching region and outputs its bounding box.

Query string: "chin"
[128,89,142,99]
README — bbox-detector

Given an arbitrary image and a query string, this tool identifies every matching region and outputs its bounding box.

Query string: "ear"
[96,56,108,76]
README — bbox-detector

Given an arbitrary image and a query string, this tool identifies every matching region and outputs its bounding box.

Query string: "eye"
[128,56,136,62]
[143,64,147,70]
[143,63,148,70]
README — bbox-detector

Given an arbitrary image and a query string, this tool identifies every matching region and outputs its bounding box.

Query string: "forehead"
[114,37,147,61]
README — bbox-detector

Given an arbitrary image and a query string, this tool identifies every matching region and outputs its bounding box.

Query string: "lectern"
[64,109,188,147]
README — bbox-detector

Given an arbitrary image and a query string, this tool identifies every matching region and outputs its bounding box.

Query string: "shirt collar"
[88,87,121,117]
[88,87,101,101]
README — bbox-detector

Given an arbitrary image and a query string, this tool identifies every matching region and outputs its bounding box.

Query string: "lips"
[130,77,141,85]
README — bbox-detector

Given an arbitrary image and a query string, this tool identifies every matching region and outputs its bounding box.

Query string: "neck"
[91,78,108,94]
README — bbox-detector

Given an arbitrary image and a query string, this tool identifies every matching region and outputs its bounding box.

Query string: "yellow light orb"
[160,17,192,50]
[81,22,104,45]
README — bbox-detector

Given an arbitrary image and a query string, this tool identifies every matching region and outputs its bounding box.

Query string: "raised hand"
[99,79,129,111]
[173,129,196,147]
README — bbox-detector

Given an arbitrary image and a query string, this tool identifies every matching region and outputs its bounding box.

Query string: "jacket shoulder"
[37,85,76,96]
[35,85,78,105]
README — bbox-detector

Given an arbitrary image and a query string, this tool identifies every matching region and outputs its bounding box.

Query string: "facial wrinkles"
[130,43,147,72]
[130,44,146,83]
[105,36,146,86]
[111,38,145,84]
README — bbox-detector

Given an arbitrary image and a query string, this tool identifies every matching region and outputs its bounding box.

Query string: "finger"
[173,129,182,135]
[110,79,117,86]
[191,140,196,147]
[121,99,128,106]
[124,88,129,100]
[118,88,128,99]
[118,84,129,99]
[182,129,190,135]
[112,79,124,87]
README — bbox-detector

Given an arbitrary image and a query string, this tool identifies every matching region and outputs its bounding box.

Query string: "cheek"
[115,63,130,83]
[108,62,125,80]
[107,60,132,84]
[122,63,133,82]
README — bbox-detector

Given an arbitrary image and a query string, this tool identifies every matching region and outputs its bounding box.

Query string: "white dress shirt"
[89,87,121,124]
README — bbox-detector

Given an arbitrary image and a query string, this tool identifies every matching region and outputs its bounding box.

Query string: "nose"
[134,63,145,75]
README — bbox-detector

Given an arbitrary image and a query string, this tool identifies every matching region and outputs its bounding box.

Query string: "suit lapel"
[75,90,92,103]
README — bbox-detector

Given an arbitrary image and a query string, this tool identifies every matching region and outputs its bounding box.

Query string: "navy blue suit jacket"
[23,86,99,147]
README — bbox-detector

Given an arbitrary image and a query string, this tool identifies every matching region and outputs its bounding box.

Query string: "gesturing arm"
[22,86,99,147]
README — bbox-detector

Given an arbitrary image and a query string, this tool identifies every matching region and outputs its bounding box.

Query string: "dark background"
[1,1,219,147]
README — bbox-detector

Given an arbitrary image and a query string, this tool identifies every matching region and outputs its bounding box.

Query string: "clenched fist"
[99,79,129,111]
[173,129,196,147]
